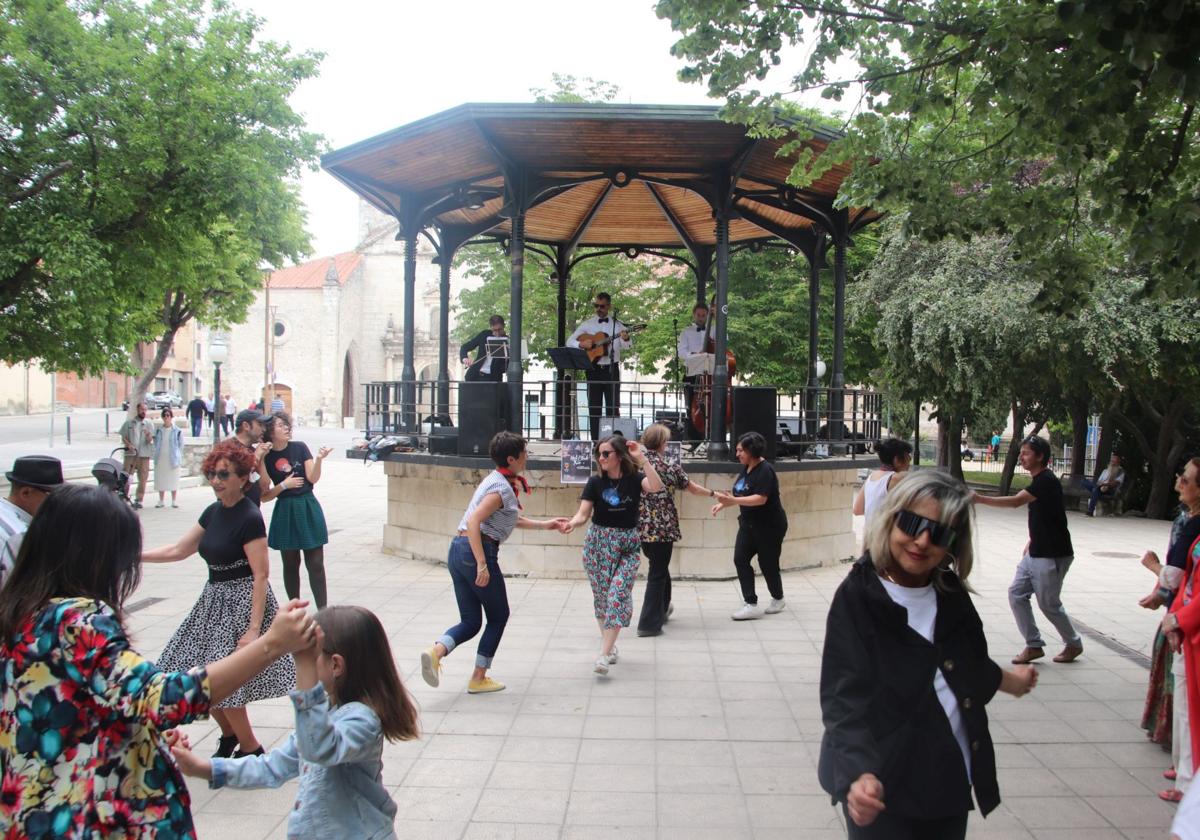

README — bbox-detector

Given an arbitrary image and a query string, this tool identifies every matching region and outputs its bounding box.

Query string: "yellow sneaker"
[420,647,441,688]
[467,677,506,694]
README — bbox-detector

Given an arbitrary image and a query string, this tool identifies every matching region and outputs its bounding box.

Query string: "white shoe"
[764,598,786,614]
[604,646,619,665]
[731,603,765,621]
[593,656,610,675]
[666,603,675,621]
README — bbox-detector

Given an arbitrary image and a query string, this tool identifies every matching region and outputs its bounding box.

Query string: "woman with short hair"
[0,484,315,838]
[421,432,568,694]
[712,431,789,621]
[636,423,719,637]
[144,439,297,759]
[819,470,1038,838]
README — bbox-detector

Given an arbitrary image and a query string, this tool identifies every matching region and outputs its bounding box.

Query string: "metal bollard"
[66,416,71,445]
[105,413,109,436]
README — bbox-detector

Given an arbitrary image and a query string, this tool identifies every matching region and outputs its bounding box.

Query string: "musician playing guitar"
[677,302,710,441]
[567,293,631,440]
[460,314,508,382]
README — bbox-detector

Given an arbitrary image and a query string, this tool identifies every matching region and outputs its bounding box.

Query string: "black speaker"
[732,387,777,461]
[429,426,459,455]
[458,382,507,457]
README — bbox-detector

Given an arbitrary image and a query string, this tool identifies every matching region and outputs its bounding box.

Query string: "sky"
[238,0,844,259]
[239,0,813,258]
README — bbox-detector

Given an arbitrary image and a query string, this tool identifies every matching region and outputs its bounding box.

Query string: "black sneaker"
[232,745,265,758]
[212,734,238,758]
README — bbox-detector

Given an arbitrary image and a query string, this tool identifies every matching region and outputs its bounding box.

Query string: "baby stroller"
[92,447,132,506]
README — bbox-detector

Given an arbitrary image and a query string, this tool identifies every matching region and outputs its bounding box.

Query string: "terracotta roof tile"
[266,252,362,289]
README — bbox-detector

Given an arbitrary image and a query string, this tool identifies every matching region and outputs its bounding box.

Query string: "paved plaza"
[120,457,1180,839]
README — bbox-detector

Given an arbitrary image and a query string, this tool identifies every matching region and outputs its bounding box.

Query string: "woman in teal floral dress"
[0,485,316,839]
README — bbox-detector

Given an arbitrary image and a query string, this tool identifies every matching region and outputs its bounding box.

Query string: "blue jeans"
[1080,478,1115,514]
[439,536,509,668]
[190,415,202,437]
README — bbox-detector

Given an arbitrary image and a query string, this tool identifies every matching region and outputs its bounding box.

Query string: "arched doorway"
[261,383,294,415]
[342,352,355,421]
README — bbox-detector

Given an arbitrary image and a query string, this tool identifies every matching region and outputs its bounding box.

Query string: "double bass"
[689,298,736,435]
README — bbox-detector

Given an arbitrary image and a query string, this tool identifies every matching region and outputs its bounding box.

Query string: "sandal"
[1159,789,1184,803]
[1164,768,1178,781]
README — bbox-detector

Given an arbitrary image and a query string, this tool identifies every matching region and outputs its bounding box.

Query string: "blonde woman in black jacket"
[819,470,1038,838]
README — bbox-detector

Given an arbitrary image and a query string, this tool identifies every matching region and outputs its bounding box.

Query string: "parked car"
[146,390,183,410]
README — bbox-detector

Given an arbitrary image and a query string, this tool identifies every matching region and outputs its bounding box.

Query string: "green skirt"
[268,492,329,550]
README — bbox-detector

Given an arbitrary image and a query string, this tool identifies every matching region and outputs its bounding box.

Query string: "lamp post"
[209,333,229,445]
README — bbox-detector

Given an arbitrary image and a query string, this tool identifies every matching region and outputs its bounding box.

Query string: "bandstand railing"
[363,378,882,458]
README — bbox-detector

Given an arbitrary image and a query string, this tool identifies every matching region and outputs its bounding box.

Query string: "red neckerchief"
[497,467,528,509]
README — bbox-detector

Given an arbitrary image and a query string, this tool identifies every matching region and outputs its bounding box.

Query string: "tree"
[0,0,323,386]
[656,0,1200,297]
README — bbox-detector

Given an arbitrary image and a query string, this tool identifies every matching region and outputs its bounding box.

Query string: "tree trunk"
[998,400,1023,495]
[1093,406,1116,481]
[1067,394,1088,479]
[128,327,179,416]
[1146,395,1187,519]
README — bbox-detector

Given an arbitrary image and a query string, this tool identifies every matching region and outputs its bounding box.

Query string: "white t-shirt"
[1175,780,1200,840]
[879,577,973,781]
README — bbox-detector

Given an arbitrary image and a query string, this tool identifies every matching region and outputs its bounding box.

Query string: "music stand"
[547,347,593,440]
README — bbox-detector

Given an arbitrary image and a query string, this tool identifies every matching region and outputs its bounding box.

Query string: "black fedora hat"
[6,455,65,491]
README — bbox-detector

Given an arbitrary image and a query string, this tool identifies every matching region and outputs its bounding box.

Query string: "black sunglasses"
[894,509,957,549]
[205,469,233,481]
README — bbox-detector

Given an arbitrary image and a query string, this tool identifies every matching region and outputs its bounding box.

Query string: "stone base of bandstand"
[375,453,859,578]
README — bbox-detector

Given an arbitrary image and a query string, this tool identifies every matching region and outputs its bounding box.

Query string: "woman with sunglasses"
[819,470,1038,838]
[564,434,662,675]
[143,439,296,760]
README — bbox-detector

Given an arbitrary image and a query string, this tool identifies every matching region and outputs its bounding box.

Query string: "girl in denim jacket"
[173,605,420,839]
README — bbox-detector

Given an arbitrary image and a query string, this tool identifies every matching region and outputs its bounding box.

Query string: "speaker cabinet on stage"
[458,382,507,457]
[732,387,777,461]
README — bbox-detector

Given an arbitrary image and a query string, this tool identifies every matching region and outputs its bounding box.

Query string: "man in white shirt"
[677,302,710,440]
[0,455,64,585]
[567,292,631,440]
[1082,453,1126,516]
[221,394,237,436]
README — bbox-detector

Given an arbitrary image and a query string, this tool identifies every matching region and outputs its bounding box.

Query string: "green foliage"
[531,73,620,104]
[0,0,324,374]
[656,0,1200,297]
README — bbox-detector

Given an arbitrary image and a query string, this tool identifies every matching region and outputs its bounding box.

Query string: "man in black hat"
[232,408,271,506]
[0,455,64,585]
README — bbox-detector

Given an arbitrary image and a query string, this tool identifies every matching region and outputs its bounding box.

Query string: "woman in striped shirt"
[421,432,569,694]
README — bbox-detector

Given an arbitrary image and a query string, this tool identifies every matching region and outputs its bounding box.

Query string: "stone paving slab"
[120,461,1180,839]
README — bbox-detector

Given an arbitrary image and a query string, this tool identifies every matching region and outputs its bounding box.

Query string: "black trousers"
[586,363,620,440]
[638,541,674,634]
[733,518,787,604]
[843,806,967,840]
[682,375,703,440]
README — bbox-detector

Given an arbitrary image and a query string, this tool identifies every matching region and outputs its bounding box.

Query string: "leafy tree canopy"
[656,0,1200,296]
[0,0,323,373]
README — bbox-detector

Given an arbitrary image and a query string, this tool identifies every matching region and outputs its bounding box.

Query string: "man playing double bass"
[568,292,631,440]
[677,302,710,441]
[460,314,508,382]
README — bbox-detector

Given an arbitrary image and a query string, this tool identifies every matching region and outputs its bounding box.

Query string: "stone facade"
[381,458,857,578]
[215,201,470,428]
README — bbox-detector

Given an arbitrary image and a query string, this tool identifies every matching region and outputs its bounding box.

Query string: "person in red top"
[1162,460,1200,808]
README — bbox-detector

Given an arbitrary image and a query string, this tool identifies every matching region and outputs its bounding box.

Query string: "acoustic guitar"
[580,323,647,363]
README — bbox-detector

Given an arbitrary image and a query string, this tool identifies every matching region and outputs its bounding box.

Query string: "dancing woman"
[421,432,568,694]
[565,435,662,675]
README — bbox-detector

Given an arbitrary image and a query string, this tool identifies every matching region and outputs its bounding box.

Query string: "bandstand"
[321,103,882,578]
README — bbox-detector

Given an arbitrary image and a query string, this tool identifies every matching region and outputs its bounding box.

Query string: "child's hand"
[171,744,213,780]
[162,728,191,750]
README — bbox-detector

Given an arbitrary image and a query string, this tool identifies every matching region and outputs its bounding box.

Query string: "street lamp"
[814,357,827,382]
[209,333,229,445]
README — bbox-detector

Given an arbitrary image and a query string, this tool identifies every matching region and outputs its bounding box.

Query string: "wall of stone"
[381,459,857,578]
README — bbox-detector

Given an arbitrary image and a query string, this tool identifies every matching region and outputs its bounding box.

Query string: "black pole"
[709,197,732,460]
[437,252,452,418]
[912,399,921,466]
[831,227,847,447]
[805,235,825,436]
[402,232,418,431]
[507,205,527,435]
[554,246,569,439]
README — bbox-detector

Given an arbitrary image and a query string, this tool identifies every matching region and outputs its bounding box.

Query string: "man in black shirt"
[974,436,1083,665]
[460,315,508,382]
[185,395,207,437]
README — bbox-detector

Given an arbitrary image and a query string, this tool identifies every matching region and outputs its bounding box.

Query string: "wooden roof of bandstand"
[321,103,878,452]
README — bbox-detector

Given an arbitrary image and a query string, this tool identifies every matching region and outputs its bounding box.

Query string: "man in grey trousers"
[974,435,1083,665]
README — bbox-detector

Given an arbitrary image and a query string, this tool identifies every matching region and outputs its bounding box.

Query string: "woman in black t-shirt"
[565,435,663,675]
[712,432,789,621]
[143,439,297,760]
[261,412,333,608]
